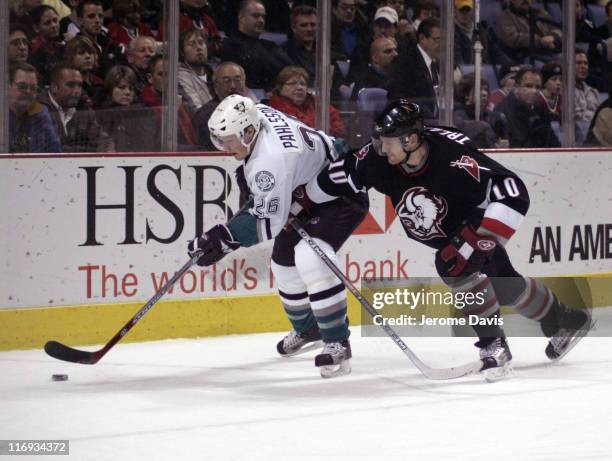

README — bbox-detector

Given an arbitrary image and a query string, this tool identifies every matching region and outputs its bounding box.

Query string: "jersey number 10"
[492,177,520,200]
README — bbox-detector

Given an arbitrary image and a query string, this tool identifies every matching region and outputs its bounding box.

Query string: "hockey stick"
[45,197,254,365]
[288,217,483,380]
[45,254,202,364]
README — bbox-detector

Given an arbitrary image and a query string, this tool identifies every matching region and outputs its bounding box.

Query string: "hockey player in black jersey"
[307,99,593,380]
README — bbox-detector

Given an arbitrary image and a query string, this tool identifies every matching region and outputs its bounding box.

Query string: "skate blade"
[280,341,323,358]
[481,361,513,382]
[549,320,596,363]
[320,360,352,379]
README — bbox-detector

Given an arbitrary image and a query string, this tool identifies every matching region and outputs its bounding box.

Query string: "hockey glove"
[292,185,313,213]
[187,225,241,267]
[435,225,497,277]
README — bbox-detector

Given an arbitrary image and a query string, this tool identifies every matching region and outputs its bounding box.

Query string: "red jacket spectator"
[158,2,221,56]
[267,65,346,138]
[107,22,155,47]
[268,93,346,139]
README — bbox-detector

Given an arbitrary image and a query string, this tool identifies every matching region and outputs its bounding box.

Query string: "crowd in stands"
[7,0,612,154]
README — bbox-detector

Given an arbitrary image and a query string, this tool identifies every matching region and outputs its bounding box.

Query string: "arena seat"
[587,4,606,27]
[480,0,503,28]
[546,3,561,24]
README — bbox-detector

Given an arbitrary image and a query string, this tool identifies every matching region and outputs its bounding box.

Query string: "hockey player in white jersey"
[187,94,368,378]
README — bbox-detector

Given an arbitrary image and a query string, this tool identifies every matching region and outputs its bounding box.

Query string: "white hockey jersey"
[244,104,338,242]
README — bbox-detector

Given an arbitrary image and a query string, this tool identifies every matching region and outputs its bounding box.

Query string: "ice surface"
[1,325,611,461]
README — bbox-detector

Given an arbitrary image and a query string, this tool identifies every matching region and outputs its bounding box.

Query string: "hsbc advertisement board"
[1,151,611,309]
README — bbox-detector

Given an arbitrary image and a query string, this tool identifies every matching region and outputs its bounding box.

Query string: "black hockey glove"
[187,225,241,266]
[435,225,497,277]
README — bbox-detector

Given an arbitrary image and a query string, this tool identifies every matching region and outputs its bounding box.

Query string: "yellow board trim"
[1,275,610,351]
[0,295,364,351]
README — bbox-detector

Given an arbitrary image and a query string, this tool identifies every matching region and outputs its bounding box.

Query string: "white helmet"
[208,94,261,151]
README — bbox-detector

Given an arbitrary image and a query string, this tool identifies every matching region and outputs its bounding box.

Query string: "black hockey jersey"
[310,126,530,249]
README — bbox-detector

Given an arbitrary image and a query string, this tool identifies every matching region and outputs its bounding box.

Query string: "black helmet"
[373,100,424,139]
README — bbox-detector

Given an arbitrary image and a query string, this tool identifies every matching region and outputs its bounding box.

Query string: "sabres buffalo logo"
[395,187,447,240]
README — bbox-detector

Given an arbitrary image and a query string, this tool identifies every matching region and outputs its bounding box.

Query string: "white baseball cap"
[374,6,399,25]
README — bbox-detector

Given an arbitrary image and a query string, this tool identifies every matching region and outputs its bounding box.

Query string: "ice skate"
[315,340,352,378]
[276,322,322,357]
[476,337,513,382]
[546,308,594,362]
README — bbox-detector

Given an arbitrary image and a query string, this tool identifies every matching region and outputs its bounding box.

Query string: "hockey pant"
[271,194,369,343]
[443,246,571,340]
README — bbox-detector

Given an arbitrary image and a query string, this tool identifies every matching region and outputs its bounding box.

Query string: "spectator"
[372,6,399,41]
[388,18,441,118]
[8,25,30,65]
[351,37,398,100]
[537,61,562,121]
[107,0,156,47]
[495,0,561,64]
[40,64,114,152]
[44,0,70,19]
[63,36,105,109]
[178,28,214,116]
[454,0,491,66]
[206,0,242,34]
[268,66,346,138]
[495,66,560,148]
[220,0,293,90]
[192,61,251,150]
[59,0,81,39]
[9,0,43,37]
[585,94,612,146]
[29,5,65,85]
[158,0,221,57]
[596,0,612,40]
[9,62,61,153]
[77,0,124,76]
[411,0,438,33]
[261,0,293,35]
[576,0,598,45]
[383,0,415,42]
[283,5,317,79]
[97,65,158,151]
[140,55,198,149]
[575,50,600,125]
[331,0,370,68]
[208,0,315,47]
[453,73,504,148]
[487,69,517,110]
[126,35,157,94]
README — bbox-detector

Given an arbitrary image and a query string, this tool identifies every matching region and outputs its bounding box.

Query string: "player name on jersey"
[259,107,299,149]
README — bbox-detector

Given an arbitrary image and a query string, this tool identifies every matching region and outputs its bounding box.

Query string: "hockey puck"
[51,374,68,382]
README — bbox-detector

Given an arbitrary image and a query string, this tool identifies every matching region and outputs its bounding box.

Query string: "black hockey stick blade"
[44,340,102,364]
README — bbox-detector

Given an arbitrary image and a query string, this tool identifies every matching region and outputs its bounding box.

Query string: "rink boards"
[1,149,611,350]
